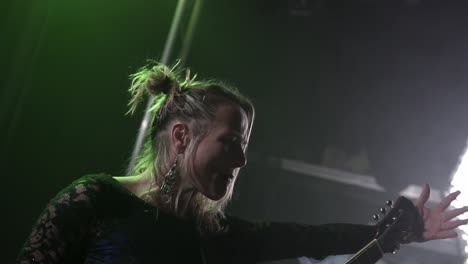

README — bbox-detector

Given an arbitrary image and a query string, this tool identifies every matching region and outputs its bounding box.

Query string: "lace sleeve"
[17,176,102,263]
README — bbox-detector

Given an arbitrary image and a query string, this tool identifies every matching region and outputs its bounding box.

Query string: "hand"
[415,183,468,241]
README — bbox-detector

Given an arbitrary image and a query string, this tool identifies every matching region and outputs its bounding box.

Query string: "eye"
[222,140,231,152]
[221,136,241,152]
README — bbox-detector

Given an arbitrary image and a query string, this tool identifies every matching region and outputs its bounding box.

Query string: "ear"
[170,122,190,154]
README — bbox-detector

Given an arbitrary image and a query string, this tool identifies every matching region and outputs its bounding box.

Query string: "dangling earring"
[160,159,177,194]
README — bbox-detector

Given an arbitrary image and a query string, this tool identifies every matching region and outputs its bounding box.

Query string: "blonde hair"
[127,61,254,233]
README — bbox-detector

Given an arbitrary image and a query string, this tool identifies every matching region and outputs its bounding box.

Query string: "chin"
[203,179,234,201]
[205,185,230,201]
[205,191,226,201]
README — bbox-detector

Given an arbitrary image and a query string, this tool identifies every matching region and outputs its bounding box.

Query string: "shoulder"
[49,173,117,207]
[16,173,119,263]
[71,173,115,187]
[63,173,114,193]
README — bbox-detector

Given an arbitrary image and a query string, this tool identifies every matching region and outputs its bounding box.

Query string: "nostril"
[236,153,247,168]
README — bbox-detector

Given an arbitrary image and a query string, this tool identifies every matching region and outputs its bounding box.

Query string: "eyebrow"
[228,131,249,145]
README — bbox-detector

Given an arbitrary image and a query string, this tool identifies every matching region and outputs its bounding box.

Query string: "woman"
[17,62,468,263]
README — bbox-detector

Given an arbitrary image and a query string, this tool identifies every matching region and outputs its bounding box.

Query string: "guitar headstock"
[371,196,424,253]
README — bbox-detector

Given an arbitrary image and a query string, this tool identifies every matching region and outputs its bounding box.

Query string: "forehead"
[210,102,248,134]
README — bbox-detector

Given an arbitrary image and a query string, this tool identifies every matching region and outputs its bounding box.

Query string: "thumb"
[415,183,430,209]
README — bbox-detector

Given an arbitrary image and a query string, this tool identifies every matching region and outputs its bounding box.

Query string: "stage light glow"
[448,142,468,261]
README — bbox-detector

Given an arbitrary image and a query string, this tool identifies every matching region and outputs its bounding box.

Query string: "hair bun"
[127,62,183,115]
[146,70,180,96]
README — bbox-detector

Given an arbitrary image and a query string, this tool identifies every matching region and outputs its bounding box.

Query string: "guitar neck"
[344,239,385,264]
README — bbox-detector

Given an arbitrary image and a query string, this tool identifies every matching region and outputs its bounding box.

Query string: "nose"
[231,147,247,168]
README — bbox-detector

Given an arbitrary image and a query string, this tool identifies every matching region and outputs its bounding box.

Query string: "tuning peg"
[380,207,386,214]
[386,200,393,207]
[372,214,379,221]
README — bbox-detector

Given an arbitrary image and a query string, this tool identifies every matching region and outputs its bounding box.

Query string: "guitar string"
[345,239,382,264]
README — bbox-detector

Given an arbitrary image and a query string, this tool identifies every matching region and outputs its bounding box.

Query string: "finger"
[433,230,458,240]
[416,183,430,208]
[437,191,461,212]
[443,206,468,221]
[442,219,468,230]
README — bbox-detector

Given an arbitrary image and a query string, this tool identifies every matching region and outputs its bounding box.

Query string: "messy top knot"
[146,71,180,96]
[127,61,192,115]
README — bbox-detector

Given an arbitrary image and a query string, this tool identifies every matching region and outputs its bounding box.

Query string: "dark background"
[3,0,468,262]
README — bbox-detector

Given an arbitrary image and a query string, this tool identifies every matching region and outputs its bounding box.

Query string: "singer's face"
[188,102,249,200]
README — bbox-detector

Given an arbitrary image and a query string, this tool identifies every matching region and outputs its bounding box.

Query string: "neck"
[138,170,197,217]
[118,167,200,218]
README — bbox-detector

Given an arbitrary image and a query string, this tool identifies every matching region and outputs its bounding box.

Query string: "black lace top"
[17,174,377,264]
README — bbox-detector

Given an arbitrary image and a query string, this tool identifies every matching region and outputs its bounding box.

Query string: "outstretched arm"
[414,183,468,241]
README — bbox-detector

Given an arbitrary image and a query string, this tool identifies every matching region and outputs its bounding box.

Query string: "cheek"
[198,144,225,169]
[191,150,217,187]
